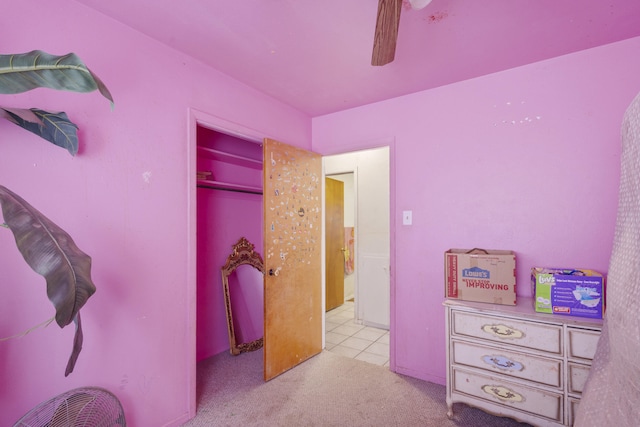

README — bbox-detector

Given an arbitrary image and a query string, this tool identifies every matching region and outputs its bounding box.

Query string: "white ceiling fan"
[372,0,433,66]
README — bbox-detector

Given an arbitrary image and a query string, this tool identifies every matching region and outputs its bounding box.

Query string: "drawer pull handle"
[482,324,524,339]
[482,385,524,403]
[483,355,523,371]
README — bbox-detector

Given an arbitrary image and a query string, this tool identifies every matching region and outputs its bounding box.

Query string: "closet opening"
[195,124,264,365]
[323,147,391,368]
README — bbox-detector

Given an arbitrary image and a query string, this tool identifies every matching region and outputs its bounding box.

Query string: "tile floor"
[325,300,390,367]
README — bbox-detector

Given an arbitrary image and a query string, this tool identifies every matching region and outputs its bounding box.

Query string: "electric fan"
[13,387,126,427]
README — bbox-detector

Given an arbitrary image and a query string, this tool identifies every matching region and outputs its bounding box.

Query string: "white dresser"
[444,297,602,426]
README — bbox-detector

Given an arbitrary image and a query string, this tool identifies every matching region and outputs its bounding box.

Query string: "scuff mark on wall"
[426,10,449,23]
[119,374,129,391]
[492,100,542,126]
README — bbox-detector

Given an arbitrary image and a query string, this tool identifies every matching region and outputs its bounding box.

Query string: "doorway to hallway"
[323,147,391,366]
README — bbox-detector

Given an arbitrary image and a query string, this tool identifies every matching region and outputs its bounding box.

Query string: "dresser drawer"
[567,327,600,361]
[568,397,580,426]
[452,340,563,388]
[451,310,563,354]
[568,363,590,395]
[451,367,564,422]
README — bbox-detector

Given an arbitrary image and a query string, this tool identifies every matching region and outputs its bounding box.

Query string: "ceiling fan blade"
[372,0,403,66]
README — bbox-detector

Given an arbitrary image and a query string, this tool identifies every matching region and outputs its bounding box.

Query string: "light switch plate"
[403,210,412,225]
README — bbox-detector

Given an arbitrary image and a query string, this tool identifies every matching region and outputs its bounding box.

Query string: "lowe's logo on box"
[462,267,490,279]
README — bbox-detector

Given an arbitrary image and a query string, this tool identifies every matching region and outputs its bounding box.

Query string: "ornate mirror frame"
[221,237,265,355]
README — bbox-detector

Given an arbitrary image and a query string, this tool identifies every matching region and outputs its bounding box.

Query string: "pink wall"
[313,37,640,384]
[0,1,309,426]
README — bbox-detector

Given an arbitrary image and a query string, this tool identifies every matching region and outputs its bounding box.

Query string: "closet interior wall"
[196,125,264,361]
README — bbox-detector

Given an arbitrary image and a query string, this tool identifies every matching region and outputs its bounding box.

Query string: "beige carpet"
[182,349,531,426]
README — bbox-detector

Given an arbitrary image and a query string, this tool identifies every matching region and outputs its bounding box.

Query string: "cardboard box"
[531,268,605,319]
[445,249,516,305]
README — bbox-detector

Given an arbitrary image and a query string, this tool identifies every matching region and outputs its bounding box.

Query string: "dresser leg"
[446,401,453,419]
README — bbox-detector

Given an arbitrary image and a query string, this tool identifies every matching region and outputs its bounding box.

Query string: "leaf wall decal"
[0,50,114,105]
[0,107,43,125]
[65,313,84,377]
[2,108,78,155]
[0,185,96,328]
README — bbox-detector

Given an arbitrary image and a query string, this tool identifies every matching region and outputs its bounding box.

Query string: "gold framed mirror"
[221,237,265,355]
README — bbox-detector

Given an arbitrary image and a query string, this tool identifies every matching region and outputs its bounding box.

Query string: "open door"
[325,177,345,312]
[263,138,322,381]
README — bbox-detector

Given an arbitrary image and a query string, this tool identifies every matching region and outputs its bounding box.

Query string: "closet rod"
[197,183,263,195]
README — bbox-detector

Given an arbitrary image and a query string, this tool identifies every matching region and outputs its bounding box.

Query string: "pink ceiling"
[74,0,640,116]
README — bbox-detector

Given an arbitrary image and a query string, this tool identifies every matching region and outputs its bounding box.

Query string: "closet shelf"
[197,146,263,170]
[197,179,263,195]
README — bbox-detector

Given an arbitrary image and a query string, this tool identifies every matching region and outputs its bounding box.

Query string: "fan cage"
[13,386,126,427]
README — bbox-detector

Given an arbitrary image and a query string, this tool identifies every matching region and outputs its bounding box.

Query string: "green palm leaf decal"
[0,50,113,105]
[65,313,84,377]
[0,50,113,155]
[2,108,79,155]
[0,107,42,124]
[0,185,96,375]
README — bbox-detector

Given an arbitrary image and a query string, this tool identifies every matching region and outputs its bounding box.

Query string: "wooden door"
[263,138,322,381]
[325,177,344,312]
